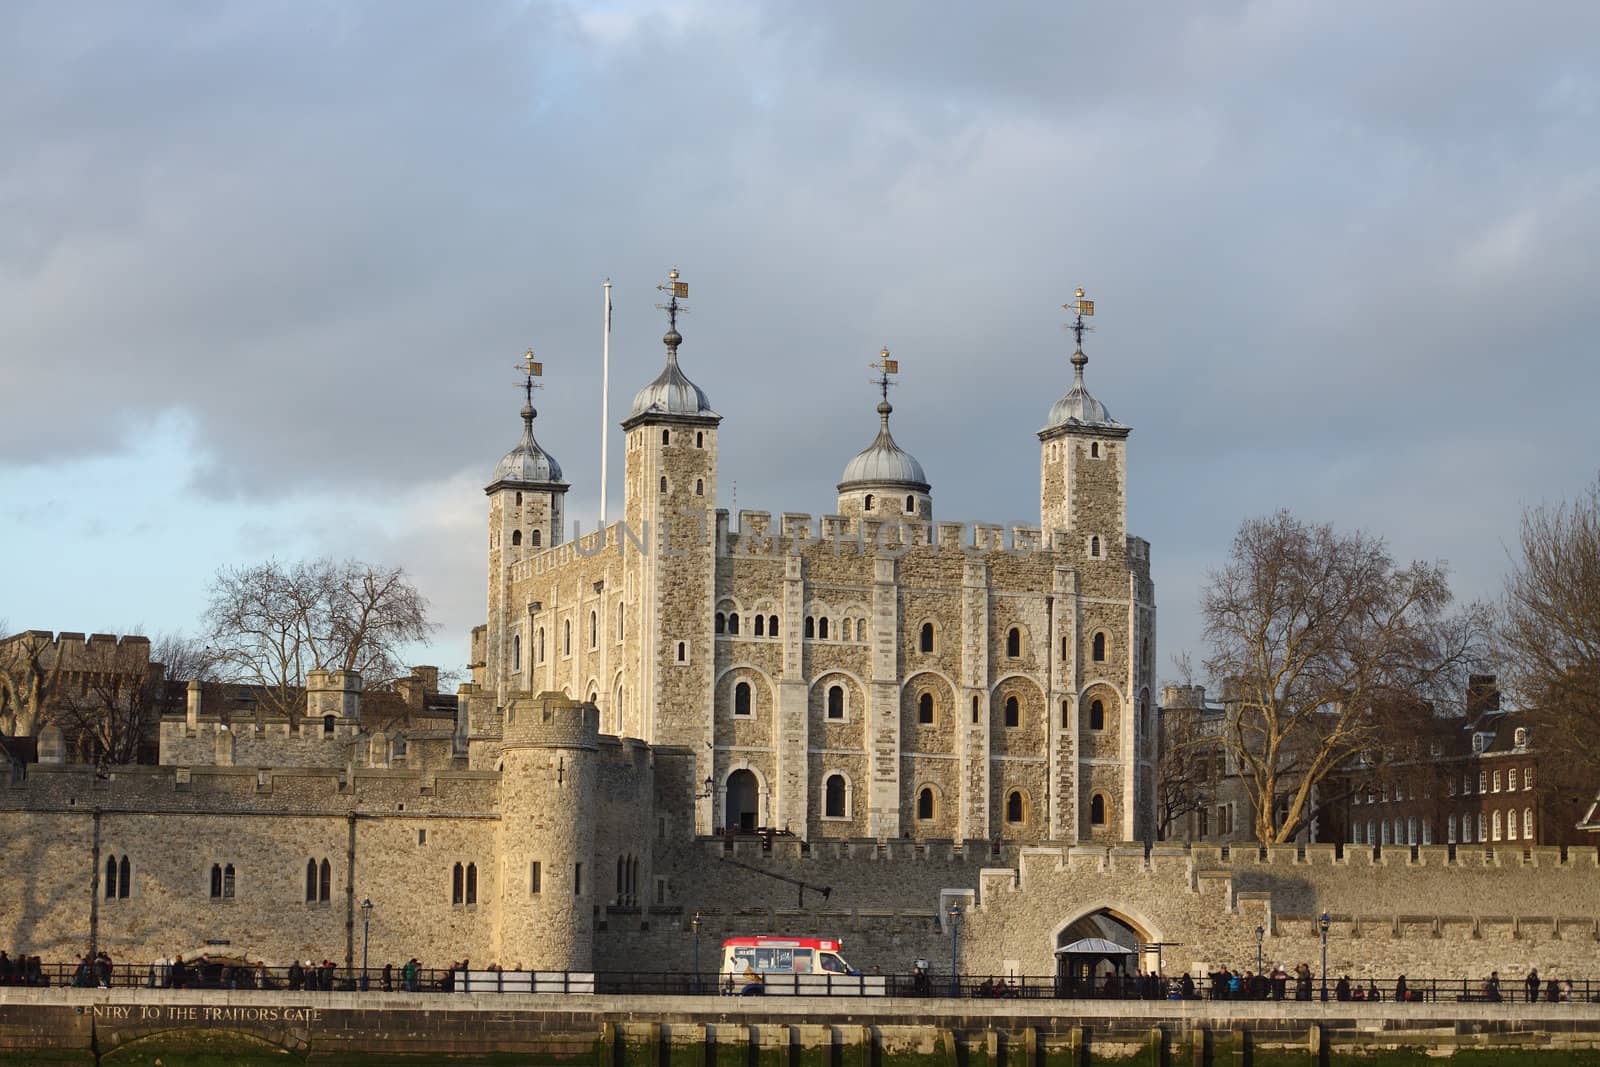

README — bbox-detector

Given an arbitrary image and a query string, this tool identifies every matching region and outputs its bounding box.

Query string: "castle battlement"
[1,629,153,674]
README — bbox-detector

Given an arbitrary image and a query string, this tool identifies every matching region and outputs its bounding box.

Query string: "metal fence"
[4,964,1596,1003]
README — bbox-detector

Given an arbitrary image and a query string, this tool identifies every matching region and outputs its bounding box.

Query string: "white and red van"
[719,936,885,996]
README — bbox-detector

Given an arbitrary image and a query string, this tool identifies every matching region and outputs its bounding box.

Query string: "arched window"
[917,788,935,821]
[728,612,740,635]
[918,692,934,724]
[1506,811,1518,841]
[466,862,478,904]
[1089,699,1105,731]
[864,494,874,511]
[818,617,829,640]
[840,619,852,641]
[1368,819,1378,845]
[676,641,687,663]
[1004,695,1019,728]
[768,615,778,636]
[919,622,935,653]
[695,479,704,496]
[1447,814,1457,843]
[531,529,541,547]
[1090,794,1106,826]
[1061,636,1068,659]
[617,856,625,897]
[1090,536,1101,557]
[1091,442,1100,458]
[319,858,331,902]
[511,530,522,546]
[590,611,598,648]
[1407,817,1418,845]
[538,627,546,662]
[1006,791,1025,824]
[804,617,815,639]
[716,612,726,634]
[1491,810,1504,841]
[1478,812,1487,841]
[305,859,317,902]
[1006,628,1021,658]
[322,715,335,736]
[661,429,670,445]
[223,864,235,898]
[904,495,915,513]
[515,491,523,505]
[106,856,118,899]
[617,602,625,640]
[696,432,703,448]
[1060,700,1069,729]
[1092,632,1106,662]
[824,775,847,818]
[563,619,572,655]
[734,682,752,717]
[1524,807,1534,839]
[754,615,765,637]
[659,476,667,493]
[827,685,845,719]
[452,863,464,904]
[512,633,521,670]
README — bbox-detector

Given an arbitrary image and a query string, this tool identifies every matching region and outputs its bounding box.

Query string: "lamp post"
[691,911,702,994]
[1318,912,1330,1003]
[1255,925,1264,977]
[948,901,962,998]
[360,898,373,991]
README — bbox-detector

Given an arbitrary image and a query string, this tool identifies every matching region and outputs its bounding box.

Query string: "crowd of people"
[0,950,48,986]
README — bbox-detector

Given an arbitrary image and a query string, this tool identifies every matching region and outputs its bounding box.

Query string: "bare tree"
[204,558,434,720]
[1499,476,1600,810]
[1155,702,1218,841]
[51,633,216,768]
[0,628,67,738]
[1201,511,1484,845]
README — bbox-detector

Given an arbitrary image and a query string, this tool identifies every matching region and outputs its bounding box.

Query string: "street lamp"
[691,911,702,994]
[947,901,962,998]
[1255,925,1264,977]
[361,898,373,991]
[1318,912,1330,1003]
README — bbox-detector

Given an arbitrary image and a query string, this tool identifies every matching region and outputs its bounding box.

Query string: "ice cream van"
[719,936,885,996]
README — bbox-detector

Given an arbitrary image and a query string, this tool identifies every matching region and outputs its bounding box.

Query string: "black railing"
[5,965,1597,1004]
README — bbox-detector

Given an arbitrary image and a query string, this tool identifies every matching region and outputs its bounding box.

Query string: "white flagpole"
[600,279,612,525]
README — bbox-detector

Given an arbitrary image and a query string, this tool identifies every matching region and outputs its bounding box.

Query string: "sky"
[3,1,1598,689]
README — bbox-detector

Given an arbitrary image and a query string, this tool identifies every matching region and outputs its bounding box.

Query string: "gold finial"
[518,348,544,380]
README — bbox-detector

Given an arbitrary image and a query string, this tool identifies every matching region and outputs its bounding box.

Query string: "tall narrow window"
[917,788,935,821]
[531,529,541,547]
[1061,636,1068,659]
[223,864,235,899]
[1090,536,1101,557]
[305,859,318,902]
[1090,794,1106,826]
[729,613,740,635]
[696,432,703,448]
[825,775,847,818]
[466,862,477,904]
[768,615,778,636]
[512,633,521,670]
[617,856,625,897]
[818,617,829,639]
[538,628,546,662]
[754,615,765,637]
[453,862,464,905]
[918,692,934,725]
[1524,807,1534,839]
[511,530,522,546]
[1492,811,1503,841]
[1006,628,1021,658]
[1089,699,1105,730]
[904,495,915,512]
[515,491,523,505]
[661,429,670,445]
[1092,633,1106,662]
[805,617,815,639]
[676,641,687,663]
[827,685,845,720]
[574,862,583,896]
[323,715,335,736]
[972,695,979,723]
[1060,700,1069,729]
[659,476,667,493]
[531,861,542,894]
[1004,696,1019,728]
[716,612,726,634]
[564,620,572,655]
[1447,814,1457,844]
[590,611,598,648]
[864,494,874,511]
[617,602,625,640]
[319,859,331,903]
[1006,791,1025,824]
[840,619,852,641]
[1091,442,1100,458]
[118,856,129,899]
[920,622,934,653]
[211,864,223,899]
[695,479,704,496]
[106,857,118,899]
[734,682,752,717]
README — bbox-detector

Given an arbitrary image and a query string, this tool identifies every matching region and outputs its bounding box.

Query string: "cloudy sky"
[3,1,1597,686]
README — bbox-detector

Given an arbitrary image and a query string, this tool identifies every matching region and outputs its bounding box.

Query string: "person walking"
[1526,969,1540,1004]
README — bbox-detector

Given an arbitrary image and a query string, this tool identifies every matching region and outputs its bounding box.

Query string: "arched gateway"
[1051,906,1164,991]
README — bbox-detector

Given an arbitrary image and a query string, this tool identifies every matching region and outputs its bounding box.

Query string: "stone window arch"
[531,529,542,547]
[661,429,670,446]
[696,431,704,448]
[919,621,935,653]
[1005,790,1027,825]
[511,529,522,546]
[659,476,667,493]
[804,617,815,640]
[676,641,688,664]
[904,494,915,513]
[322,715,335,736]
[1090,793,1107,826]
[1492,810,1503,841]
[818,617,830,640]
[864,493,874,511]
[590,611,598,648]
[1089,699,1105,730]
[754,615,765,637]
[824,774,849,819]
[840,619,852,641]
[105,856,119,899]
[1092,632,1107,662]
[452,863,464,904]
[564,619,572,656]
[827,685,845,720]
[537,627,546,663]
[1006,627,1022,658]
[466,862,478,904]
[918,691,935,725]
[728,612,740,635]
[1004,695,1019,728]
[512,633,521,671]
[917,787,936,821]
[616,602,625,641]
[695,479,704,496]
[716,612,726,634]
[768,615,779,636]
[1091,441,1101,458]
[971,695,979,724]
[515,491,523,505]
[1060,699,1069,729]
[1090,535,1101,558]
[734,681,753,717]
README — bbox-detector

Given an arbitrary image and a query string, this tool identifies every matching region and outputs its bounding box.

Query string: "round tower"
[495,690,599,970]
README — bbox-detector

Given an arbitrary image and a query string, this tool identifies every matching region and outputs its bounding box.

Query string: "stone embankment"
[4,987,1600,1064]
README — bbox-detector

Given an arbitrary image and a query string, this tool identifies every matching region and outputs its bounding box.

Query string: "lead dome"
[838,400,929,489]
[489,403,564,486]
